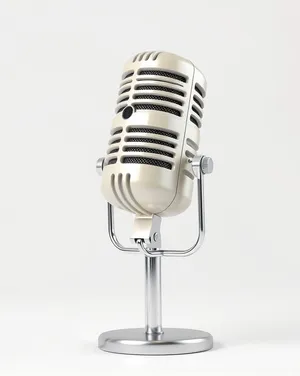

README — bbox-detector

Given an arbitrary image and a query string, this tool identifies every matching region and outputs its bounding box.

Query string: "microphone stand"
[96,155,213,355]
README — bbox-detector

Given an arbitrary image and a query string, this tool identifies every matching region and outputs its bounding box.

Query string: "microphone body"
[101,51,207,217]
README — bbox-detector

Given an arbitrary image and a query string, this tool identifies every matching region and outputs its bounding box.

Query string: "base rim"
[98,328,213,355]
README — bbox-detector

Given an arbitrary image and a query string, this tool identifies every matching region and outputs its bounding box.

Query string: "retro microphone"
[96,51,214,355]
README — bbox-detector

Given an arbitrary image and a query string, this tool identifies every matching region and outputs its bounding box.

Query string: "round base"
[98,328,213,355]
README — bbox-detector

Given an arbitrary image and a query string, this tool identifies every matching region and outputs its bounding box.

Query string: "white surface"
[0,0,300,374]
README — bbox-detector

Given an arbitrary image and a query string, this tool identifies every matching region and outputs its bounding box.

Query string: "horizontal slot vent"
[135,84,184,97]
[138,69,187,83]
[195,83,205,98]
[185,150,195,159]
[190,115,201,128]
[122,156,172,170]
[133,103,181,117]
[117,95,129,104]
[184,170,194,180]
[126,137,176,149]
[123,146,174,158]
[192,105,203,118]
[193,95,204,109]
[127,127,177,139]
[122,71,134,79]
[105,157,117,165]
[119,86,131,95]
[107,147,119,154]
[111,127,123,135]
[133,94,183,106]
[116,105,126,113]
[109,137,121,145]
[187,137,199,151]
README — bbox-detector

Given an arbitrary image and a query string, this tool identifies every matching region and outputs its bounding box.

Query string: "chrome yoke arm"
[96,155,213,258]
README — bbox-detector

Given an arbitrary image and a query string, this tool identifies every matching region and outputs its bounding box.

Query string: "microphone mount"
[96,155,214,355]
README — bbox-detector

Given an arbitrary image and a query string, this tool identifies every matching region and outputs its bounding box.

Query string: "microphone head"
[101,51,207,217]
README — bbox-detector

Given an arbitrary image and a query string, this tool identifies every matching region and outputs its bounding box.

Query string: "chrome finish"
[145,256,162,334]
[107,203,139,253]
[131,215,162,249]
[105,155,213,257]
[201,156,214,175]
[97,155,214,355]
[135,165,205,257]
[96,157,105,176]
[98,328,213,355]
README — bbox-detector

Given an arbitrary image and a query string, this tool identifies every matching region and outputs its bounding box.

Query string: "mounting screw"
[153,232,159,242]
[96,157,105,176]
[201,156,214,175]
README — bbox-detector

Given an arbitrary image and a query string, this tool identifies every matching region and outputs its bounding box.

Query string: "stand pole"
[145,256,163,335]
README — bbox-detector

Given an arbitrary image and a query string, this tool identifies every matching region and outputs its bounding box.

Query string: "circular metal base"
[98,328,213,355]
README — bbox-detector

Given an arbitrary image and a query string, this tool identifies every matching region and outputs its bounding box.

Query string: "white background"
[1,0,300,374]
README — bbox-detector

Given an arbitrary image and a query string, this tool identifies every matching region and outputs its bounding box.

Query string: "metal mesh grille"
[135,85,184,97]
[126,137,175,148]
[122,156,172,170]
[133,94,183,106]
[139,69,187,83]
[133,103,181,117]
[127,127,177,139]
[123,146,174,158]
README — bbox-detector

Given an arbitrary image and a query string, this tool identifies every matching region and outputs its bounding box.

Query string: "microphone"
[100,51,208,216]
[96,51,214,356]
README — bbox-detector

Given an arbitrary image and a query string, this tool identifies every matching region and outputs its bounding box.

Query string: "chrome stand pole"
[145,256,163,335]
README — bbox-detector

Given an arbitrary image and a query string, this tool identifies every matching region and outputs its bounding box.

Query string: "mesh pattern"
[190,115,200,128]
[134,103,181,117]
[126,137,175,148]
[135,85,184,97]
[139,69,187,83]
[122,156,172,170]
[123,146,174,158]
[127,127,177,139]
[134,94,183,106]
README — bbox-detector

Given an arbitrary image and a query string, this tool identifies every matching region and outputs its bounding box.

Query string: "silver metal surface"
[201,156,214,175]
[104,155,213,258]
[145,257,162,334]
[135,166,205,257]
[131,215,162,249]
[98,328,213,355]
[107,202,139,253]
[97,154,214,355]
[96,157,105,176]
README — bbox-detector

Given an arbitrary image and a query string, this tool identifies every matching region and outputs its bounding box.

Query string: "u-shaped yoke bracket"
[96,155,213,258]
